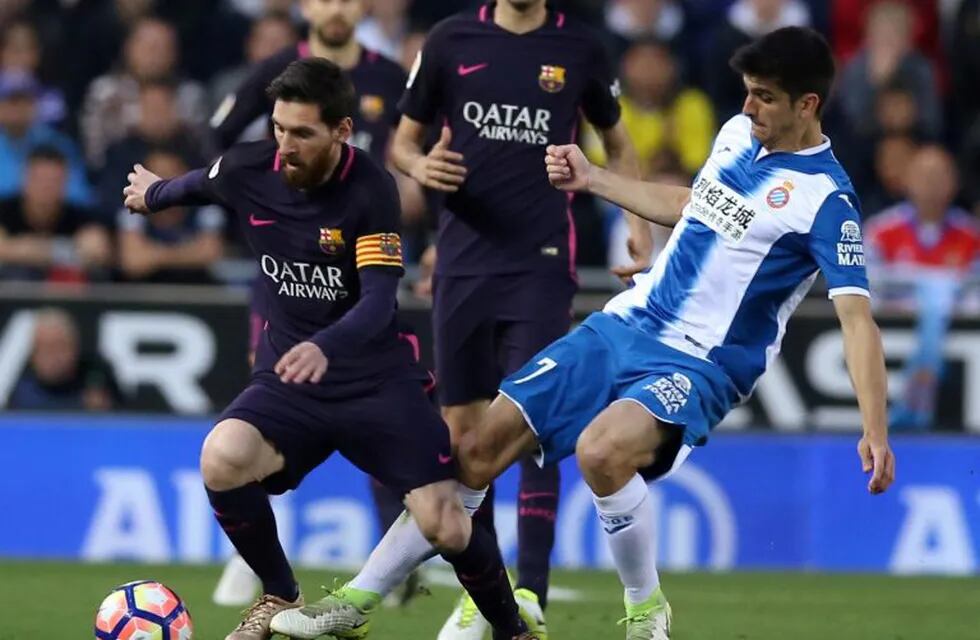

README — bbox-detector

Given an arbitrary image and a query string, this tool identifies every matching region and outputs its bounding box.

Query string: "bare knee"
[442,401,488,446]
[457,429,496,488]
[411,497,470,553]
[201,420,278,491]
[576,428,628,480]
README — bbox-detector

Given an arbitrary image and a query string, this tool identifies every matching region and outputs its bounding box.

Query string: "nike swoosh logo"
[519,491,557,501]
[458,63,489,76]
[438,453,452,464]
[603,523,632,535]
[249,214,276,227]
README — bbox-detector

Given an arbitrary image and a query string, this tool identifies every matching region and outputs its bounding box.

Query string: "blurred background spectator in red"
[866,146,979,430]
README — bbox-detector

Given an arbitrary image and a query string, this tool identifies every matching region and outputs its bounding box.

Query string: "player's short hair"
[729,26,835,116]
[266,58,356,127]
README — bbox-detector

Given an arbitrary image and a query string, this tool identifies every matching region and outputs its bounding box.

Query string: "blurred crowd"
[1,0,979,424]
[0,0,976,283]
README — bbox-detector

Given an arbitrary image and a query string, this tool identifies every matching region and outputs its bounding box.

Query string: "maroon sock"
[516,458,559,609]
[207,483,298,601]
[472,481,497,542]
[441,525,526,638]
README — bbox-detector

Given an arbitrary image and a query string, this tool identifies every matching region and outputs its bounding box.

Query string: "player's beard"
[315,18,355,48]
[280,147,336,189]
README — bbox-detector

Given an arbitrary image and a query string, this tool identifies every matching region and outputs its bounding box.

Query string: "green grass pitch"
[1,560,977,639]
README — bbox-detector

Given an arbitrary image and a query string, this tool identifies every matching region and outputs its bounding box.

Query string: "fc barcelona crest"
[319,227,345,255]
[378,233,401,257]
[360,95,385,122]
[539,65,566,93]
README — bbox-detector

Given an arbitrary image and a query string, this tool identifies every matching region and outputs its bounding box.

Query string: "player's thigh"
[338,378,455,497]
[497,320,617,467]
[575,400,680,477]
[201,418,285,490]
[432,274,500,406]
[496,272,576,377]
[217,378,339,495]
[441,399,490,446]
[457,393,539,489]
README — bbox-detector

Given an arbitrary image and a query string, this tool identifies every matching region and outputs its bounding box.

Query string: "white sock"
[348,484,487,596]
[592,473,660,605]
[349,511,437,597]
[458,485,487,516]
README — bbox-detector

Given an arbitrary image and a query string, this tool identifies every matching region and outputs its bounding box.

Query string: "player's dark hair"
[266,58,356,127]
[27,145,66,166]
[729,26,835,116]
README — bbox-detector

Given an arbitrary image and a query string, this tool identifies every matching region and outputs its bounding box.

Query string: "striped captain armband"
[356,232,403,269]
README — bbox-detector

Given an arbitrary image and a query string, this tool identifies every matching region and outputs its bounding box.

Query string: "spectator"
[80,17,208,168]
[98,79,208,216]
[865,146,979,430]
[8,307,120,411]
[832,0,941,66]
[209,12,297,125]
[0,147,111,283]
[0,20,65,126]
[356,0,412,61]
[116,149,225,284]
[60,0,158,115]
[860,133,919,216]
[703,0,811,120]
[603,0,686,58]
[838,1,941,139]
[583,39,714,178]
[0,72,92,206]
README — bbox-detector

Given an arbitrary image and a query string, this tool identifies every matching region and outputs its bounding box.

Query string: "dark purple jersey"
[150,140,423,397]
[212,43,407,161]
[399,3,621,276]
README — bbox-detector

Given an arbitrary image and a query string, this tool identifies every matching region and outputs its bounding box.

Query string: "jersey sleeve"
[808,191,870,298]
[355,172,405,274]
[397,26,446,124]
[580,38,622,130]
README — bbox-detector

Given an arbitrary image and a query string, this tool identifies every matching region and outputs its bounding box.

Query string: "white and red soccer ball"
[95,580,193,640]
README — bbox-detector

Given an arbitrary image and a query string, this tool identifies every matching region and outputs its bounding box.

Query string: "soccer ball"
[94,580,193,640]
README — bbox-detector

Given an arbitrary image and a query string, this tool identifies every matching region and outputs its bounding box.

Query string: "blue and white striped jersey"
[604,114,869,398]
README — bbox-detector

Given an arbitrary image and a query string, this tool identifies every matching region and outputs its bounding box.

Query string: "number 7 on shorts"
[511,357,558,385]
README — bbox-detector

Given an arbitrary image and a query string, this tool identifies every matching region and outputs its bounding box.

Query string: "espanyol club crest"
[766,181,793,209]
[319,227,345,255]
[539,65,566,93]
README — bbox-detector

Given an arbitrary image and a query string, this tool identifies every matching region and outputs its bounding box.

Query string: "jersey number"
[512,357,557,385]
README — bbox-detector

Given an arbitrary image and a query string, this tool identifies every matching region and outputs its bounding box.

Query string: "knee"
[457,430,495,488]
[442,406,483,445]
[200,422,256,490]
[576,430,625,479]
[414,500,470,553]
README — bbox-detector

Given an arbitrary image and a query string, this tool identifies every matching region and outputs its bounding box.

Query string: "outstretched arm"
[545,144,689,228]
[124,164,215,214]
[834,293,895,494]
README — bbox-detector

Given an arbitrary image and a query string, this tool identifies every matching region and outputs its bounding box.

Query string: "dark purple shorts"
[218,375,454,495]
[432,271,575,406]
